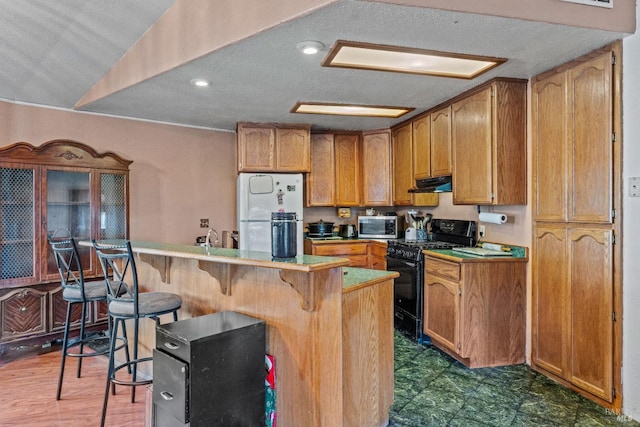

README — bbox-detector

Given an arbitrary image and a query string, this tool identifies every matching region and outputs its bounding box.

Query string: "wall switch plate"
[630,178,640,197]
[479,225,486,238]
[200,218,209,228]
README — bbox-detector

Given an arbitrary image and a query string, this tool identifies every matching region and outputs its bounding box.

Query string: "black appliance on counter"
[386,219,476,343]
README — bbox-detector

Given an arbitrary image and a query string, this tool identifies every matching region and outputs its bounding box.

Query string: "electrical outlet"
[630,177,640,197]
[479,225,486,238]
[200,218,209,228]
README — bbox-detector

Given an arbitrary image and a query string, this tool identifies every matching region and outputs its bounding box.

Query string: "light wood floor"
[0,350,146,426]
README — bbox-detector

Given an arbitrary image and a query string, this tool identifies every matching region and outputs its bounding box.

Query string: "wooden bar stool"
[92,240,182,427]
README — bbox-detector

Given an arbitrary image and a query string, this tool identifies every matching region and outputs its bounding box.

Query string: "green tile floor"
[390,332,638,426]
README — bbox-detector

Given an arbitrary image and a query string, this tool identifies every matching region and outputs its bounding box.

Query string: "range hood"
[409,176,452,193]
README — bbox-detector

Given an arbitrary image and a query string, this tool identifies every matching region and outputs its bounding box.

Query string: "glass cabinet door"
[100,173,127,239]
[0,167,36,283]
[45,170,92,277]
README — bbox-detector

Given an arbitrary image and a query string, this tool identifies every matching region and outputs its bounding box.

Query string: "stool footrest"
[67,335,127,357]
[110,356,154,387]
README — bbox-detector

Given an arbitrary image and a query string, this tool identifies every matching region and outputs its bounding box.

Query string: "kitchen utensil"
[339,223,357,238]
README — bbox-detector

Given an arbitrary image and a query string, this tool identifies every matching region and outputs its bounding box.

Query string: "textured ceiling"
[0,0,629,132]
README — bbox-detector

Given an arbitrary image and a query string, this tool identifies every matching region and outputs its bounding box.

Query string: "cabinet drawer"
[425,257,460,281]
[347,255,369,267]
[369,242,388,258]
[156,330,190,362]
[313,243,368,256]
[0,288,47,341]
[153,349,189,424]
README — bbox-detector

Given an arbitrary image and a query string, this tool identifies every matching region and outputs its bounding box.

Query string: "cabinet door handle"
[163,342,179,350]
[160,391,174,401]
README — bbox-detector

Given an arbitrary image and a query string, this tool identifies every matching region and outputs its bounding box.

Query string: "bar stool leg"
[101,317,121,427]
[55,302,73,400]
[76,301,88,378]
[130,317,139,403]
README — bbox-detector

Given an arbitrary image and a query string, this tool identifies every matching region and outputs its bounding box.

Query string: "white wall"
[623,4,640,418]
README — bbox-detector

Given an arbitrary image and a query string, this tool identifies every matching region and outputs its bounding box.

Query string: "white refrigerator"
[237,173,304,255]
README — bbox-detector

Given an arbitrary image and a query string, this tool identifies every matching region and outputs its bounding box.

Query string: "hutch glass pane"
[1,168,35,280]
[46,170,91,275]
[100,173,126,239]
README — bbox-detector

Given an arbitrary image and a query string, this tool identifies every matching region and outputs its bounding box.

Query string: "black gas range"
[386,219,476,342]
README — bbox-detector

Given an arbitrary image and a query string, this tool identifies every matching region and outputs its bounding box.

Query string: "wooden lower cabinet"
[0,287,47,341]
[423,255,526,368]
[304,240,388,270]
[368,241,387,271]
[0,283,106,347]
[532,224,614,402]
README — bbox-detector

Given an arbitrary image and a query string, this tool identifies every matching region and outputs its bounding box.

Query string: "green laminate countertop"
[80,239,349,273]
[424,243,528,263]
[342,267,399,292]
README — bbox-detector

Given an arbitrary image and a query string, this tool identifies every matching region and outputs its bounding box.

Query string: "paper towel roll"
[479,212,507,224]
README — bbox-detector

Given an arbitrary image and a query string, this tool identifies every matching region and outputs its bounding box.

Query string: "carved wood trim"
[197,261,232,295]
[279,270,315,312]
[138,254,171,284]
[0,140,132,169]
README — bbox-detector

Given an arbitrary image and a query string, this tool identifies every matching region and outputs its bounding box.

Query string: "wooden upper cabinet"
[533,52,613,223]
[335,134,361,206]
[237,125,275,171]
[237,123,310,172]
[568,53,613,223]
[362,131,392,206]
[276,127,310,172]
[412,116,431,180]
[391,124,413,206]
[452,80,527,205]
[306,134,336,206]
[430,106,452,177]
[391,123,438,207]
[533,72,568,221]
[452,88,492,204]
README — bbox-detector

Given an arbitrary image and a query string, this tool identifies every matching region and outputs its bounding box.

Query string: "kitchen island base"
[101,242,396,427]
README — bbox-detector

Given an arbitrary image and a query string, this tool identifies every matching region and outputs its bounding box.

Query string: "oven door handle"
[385,256,417,269]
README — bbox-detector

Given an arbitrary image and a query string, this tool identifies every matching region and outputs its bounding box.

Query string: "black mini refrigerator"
[153,311,266,426]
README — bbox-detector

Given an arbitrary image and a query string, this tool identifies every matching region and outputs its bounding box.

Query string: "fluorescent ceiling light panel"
[292,102,413,118]
[323,41,506,79]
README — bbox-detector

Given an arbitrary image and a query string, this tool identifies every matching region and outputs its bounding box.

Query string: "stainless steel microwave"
[357,215,399,239]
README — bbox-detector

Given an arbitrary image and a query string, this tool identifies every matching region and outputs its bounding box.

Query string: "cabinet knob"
[20,306,27,312]
[160,391,174,401]
[163,342,179,350]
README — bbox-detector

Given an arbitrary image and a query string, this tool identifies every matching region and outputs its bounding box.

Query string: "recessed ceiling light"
[190,78,210,87]
[297,41,325,55]
[323,40,506,79]
[291,102,413,118]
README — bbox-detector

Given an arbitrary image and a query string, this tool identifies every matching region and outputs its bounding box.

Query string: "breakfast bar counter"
[83,240,397,427]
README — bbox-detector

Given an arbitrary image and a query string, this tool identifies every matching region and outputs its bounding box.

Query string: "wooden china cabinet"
[0,140,130,349]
